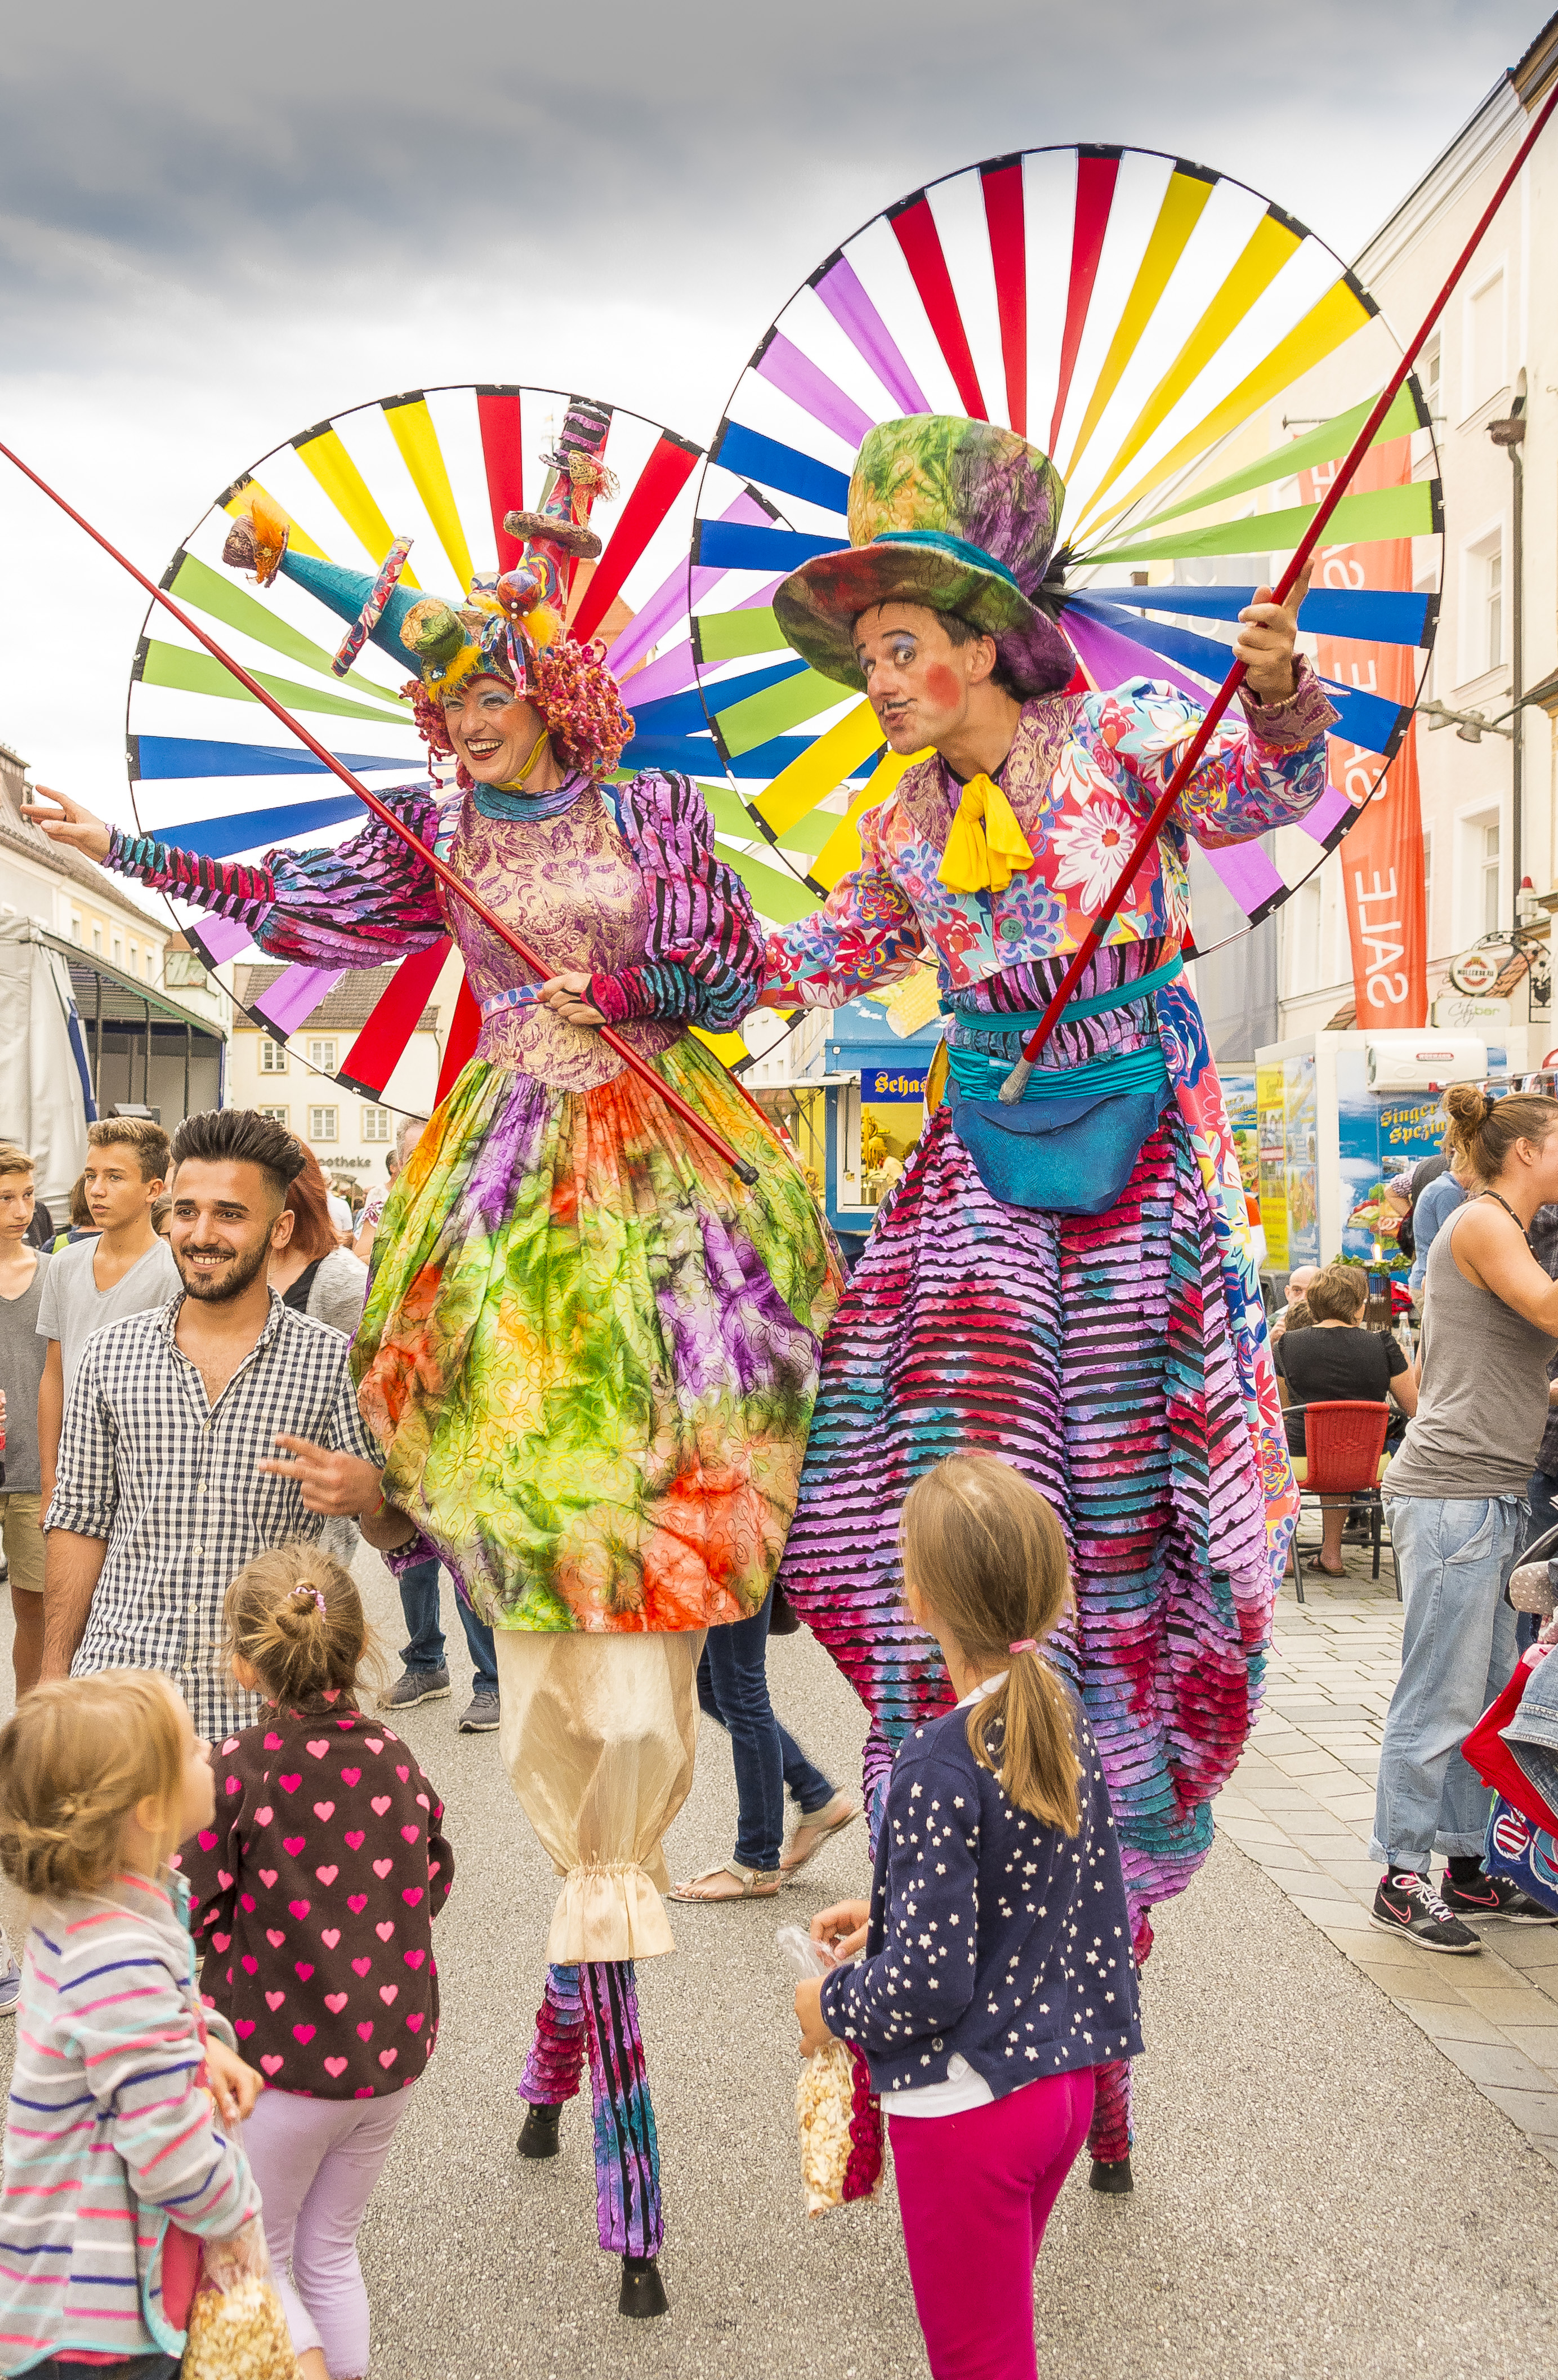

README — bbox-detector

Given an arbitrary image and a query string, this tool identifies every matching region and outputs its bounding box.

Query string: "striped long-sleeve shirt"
[0,1873,260,2373]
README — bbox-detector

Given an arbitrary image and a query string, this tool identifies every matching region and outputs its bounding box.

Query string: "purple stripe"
[754,332,876,449]
[250,964,345,1035]
[814,257,931,416]
[1294,782,1351,844]
[189,914,252,964]
[1197,836,1287,913]
[605,493,771,679]
[1064,609,1205,707]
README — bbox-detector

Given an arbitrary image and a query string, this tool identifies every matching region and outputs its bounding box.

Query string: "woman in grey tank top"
[1372,1084,1558,1952]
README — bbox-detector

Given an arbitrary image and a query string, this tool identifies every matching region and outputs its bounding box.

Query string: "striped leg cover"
[519,1962,587,2106]
[580,1960,663,2258]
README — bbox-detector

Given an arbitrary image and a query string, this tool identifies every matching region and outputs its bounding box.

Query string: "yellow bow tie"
[937,773,1035,895]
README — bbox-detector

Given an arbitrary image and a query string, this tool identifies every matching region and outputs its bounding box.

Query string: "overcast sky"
[0,0,1544,813]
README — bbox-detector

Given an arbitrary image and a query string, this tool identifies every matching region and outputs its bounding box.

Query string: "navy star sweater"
[820,1692,1142,2101]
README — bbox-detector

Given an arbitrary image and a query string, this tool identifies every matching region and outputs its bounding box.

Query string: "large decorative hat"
[220,396,633,775]
[772,416,1077,700]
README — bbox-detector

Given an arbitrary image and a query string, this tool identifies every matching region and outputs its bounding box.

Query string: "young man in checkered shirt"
[42,1108,387,1742]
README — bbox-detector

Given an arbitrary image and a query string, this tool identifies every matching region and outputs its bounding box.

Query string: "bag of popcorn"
[181,2224,301,2380]
[777,1924,883,2218]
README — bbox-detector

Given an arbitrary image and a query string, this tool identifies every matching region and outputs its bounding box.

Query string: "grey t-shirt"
[37,1236,182,1393]
[1386,1205,1558,1499]
[0,1247,51,1491]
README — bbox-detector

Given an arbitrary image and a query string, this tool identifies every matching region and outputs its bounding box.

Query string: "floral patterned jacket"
[761,667,1338,1005]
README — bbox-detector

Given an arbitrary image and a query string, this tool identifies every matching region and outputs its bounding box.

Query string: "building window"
[91,925,102,955]
[1485,544,1503,672]
[257,1104,289,1128]
[111,934,123,966]
[128,943,137,974]
[1479,817,1500,934]
[260,1039,288,1075]
[1459,810,1501,943]
[307,1037,337,1074]
[69,914,81,944]
[1466,269,1505,412]
[308,1105,338,1143]
[361,1106,390,1143]
[145,951,155,983]
[1421,337,1441,417]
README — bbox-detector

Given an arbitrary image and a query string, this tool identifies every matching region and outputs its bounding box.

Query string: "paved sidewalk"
[1220,1549,1558,2167]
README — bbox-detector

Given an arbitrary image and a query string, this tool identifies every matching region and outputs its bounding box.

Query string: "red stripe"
[889,197,986,421]
[435,971,481,1105]
[339,939,452,1098]
[476,390,525,573]
[981,162,1027,436]
[1050,151,1120,453]
[569,435,699,648]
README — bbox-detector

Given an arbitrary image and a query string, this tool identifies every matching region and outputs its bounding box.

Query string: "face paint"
[925,662,961,707]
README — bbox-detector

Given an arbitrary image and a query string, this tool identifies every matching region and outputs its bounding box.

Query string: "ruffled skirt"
[354,1033,843,1633]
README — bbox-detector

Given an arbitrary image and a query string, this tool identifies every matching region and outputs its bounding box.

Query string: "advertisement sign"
[1283,1057,1320,1268]
[1222,1070,1258,1193]
[1256,1062,1289,1272]
[1336,1045,1445,1272]
[1301,438,1427,1029]
[861,1066,928,1102]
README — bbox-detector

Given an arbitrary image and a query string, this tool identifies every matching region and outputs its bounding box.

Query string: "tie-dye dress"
[760,668,1338,2153]
[106,770,843,1633]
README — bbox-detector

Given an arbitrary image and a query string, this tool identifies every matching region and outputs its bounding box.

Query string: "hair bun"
[1444,1082,1489,1126]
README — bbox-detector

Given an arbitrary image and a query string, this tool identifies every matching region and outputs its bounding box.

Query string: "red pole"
[0,440,759,1185]
[1001,75,1558,1104]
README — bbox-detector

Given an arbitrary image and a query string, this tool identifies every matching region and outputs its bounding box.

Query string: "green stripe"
[716,668,850,758]
[1130,386,1422,536]
[167,555,408,705]
[140,641,408,724]
[694,607,789,662]
[1086,479,1435,567]
[712,839,818,923]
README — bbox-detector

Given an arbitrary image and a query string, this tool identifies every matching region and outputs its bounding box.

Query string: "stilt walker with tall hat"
[25,399,843,2316]
[754,414,1338,2186]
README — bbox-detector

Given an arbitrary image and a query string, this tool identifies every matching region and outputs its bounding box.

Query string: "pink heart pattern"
[181,1707,447,2100]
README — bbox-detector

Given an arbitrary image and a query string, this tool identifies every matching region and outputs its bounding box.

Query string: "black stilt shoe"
[619,2254,669,2319]
[517,2102,561,2160]
[1088,2154,1133,2195]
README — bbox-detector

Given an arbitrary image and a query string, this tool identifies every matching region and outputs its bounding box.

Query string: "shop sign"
[1448,944,1507,996]
[862,1067,927,1101]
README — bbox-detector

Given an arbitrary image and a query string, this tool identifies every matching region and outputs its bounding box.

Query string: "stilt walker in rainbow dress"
[29,401,842,2316]
[757,415,1337,2188]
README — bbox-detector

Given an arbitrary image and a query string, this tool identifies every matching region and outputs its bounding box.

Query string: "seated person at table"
[1275,1264,1417,1576]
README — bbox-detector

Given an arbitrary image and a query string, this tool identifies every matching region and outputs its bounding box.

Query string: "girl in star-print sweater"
[177,1541,454,2380]
[796,1455,1141,2380]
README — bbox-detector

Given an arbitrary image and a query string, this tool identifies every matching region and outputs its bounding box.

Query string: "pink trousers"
[243,2084,413,2378]
[889,2067,1096,2380]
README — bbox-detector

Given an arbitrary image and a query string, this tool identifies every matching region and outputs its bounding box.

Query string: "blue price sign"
[862,1067,927,1101]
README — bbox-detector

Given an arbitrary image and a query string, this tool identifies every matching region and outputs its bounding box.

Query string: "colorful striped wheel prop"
[123,383,763,1102]
[689,145,1443,952]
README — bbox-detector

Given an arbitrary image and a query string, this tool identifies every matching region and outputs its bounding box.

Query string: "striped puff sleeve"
[105,782,447,970]
[587,771,766,1033]
[757,796,923,1010]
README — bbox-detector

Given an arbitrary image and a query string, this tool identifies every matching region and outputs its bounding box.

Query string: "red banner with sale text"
[1301,438,1428,1028]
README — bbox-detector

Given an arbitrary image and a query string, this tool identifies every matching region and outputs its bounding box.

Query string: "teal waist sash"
[941,954,1182,1213]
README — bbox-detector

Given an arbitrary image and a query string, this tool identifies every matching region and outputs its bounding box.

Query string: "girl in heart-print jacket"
[176,1549,455,2100]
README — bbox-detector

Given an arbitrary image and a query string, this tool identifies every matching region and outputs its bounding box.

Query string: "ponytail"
[900,1454,1081,1834]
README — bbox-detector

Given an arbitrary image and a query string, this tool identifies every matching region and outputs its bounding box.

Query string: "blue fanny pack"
[943,957,1181,1215]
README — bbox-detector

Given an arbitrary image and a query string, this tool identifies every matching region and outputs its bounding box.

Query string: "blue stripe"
[135,736,416,781]
[624,734,819,778]
[1090,583,1432,646]
[145,796,367,858]
[56,1953,171,1994]
[713,424,851,517]
[630,659,809,742]
[694,522,846,573]
[1316,679,1405,757]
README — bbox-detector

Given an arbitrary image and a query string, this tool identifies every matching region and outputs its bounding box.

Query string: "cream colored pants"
[494,1628,706,1963]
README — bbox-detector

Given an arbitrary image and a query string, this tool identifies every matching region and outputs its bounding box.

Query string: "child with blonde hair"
[796,1454,1141,2380]
[177,1542,453,2380]
[0,1670,265,2377]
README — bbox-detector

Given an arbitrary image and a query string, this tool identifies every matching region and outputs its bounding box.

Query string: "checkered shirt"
[46,1291,381,1741]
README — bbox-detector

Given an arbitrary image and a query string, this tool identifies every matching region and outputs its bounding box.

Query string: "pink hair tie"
[1008,1639,1037,1655]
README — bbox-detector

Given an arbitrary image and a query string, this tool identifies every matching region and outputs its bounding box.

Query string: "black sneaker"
[1438,1870,1558,1924]
[458,1687,500,1733]
[378,1667,450,1711]
[1370,1870,1482,1953]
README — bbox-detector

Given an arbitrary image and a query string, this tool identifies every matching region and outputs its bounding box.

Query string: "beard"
[175,1235,271,1304]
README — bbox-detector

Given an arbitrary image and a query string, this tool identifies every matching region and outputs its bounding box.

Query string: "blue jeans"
[699,1589,837,1872]
[1371,1496,1525,1870]
[398,1557,497,1693]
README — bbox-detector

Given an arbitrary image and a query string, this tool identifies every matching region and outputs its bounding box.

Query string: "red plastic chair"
[1287,1401,1391,1602]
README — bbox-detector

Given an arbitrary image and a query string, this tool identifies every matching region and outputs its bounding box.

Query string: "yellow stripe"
[752,699,885,838]
[1060,171,1215,483]
[810,745,925,892]
[692,1027,749,1068]
[1075,279,1373,546]
[1077,211,1302,522]
[381,398,474,595]
[292,427,422,590]
[222,480,331,562]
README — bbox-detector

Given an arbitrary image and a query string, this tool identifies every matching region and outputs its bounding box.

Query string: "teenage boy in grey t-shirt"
[37,1118,178,1503]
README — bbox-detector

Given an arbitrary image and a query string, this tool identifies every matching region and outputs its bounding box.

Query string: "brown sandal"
[780,1794,861,1874]
[668,1860,782,1903]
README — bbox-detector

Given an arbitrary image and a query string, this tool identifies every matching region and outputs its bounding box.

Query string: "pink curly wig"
[405,636,634,786]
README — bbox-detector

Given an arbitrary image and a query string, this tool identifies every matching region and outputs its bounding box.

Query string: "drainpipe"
[1489,403,1526,926]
